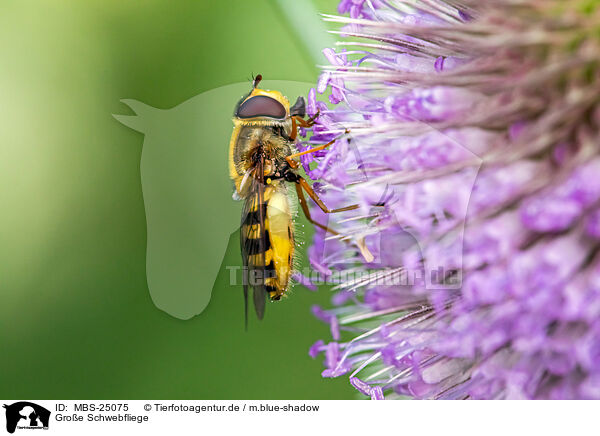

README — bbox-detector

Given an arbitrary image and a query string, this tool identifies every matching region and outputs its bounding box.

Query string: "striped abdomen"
[242,182,294,300]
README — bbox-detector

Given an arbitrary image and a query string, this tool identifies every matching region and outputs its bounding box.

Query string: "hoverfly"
[229,74,360,326]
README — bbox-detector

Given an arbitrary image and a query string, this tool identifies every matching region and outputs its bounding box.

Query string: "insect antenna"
[253,74,262,89]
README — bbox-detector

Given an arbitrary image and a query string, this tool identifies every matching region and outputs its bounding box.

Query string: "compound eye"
[237,96,286,119]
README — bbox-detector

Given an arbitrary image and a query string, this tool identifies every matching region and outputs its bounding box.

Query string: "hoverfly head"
[234,74,290,120]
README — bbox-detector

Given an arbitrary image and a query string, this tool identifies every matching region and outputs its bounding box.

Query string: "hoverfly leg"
[286,128,349,165]
[293,113,318,128]
[297,177,358,214]
[286,137,336,168]
[289,112,321,141]
[287,129,357,215]
[305,110,320,125]
[294,182,340,235]
[295,177,373,262]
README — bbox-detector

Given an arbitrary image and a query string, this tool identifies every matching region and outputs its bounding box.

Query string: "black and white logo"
[3,402,50,433]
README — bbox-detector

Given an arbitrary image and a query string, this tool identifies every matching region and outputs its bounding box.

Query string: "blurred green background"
[0,0,354,399]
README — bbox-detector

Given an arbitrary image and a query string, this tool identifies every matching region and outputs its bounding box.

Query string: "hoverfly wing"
[240,156,268,324]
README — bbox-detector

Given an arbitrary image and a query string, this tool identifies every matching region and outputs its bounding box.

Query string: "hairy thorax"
[231,123,294,183]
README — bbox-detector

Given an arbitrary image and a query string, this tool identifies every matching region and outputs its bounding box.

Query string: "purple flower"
[305,1,600,399]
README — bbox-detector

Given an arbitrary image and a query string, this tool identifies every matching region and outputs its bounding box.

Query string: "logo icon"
[3,402,50,434]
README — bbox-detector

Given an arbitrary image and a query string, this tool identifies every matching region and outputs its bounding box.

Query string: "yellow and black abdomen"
[241,182,294,301]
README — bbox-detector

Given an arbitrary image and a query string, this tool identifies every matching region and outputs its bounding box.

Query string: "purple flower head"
[305,1,600,399]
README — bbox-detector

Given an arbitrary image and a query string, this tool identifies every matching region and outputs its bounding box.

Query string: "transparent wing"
[239,156,267,326]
